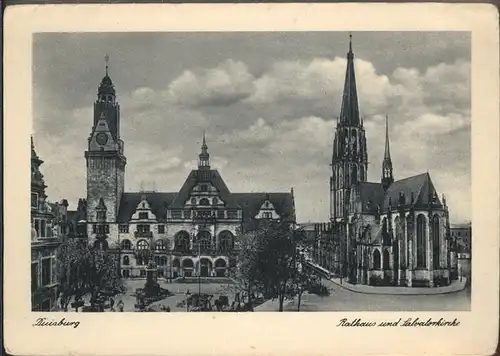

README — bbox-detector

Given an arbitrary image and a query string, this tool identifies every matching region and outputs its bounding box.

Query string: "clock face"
[96,133,108,145]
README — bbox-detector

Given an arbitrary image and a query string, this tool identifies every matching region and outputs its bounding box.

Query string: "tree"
[56,239,124,311]
[235,220,313,312]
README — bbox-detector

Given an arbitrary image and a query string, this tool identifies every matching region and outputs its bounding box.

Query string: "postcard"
[3,3,499,356]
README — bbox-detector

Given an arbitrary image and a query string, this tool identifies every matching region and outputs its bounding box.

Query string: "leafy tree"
[235,220,317,312]
[56,239,124,311]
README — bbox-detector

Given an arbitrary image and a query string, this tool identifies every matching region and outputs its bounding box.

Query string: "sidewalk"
[329,277,467,295]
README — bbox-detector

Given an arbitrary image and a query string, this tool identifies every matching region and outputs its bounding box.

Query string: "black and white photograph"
[30,31,472,313]
[3,4,499,356]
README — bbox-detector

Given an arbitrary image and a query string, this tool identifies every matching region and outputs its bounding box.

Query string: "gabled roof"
[169,169,239,209]
[382,172,442,210]
[233,192,296,223]
[117,192,177,223]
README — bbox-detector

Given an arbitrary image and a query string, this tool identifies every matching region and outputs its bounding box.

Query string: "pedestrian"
[166,306,171,312]
[117,299,124,312]
[230,301,235,311]
[109,297,115,310]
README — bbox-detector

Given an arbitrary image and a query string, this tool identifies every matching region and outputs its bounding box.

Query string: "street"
[262,278,471,312]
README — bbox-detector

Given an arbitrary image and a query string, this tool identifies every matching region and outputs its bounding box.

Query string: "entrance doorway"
[199,258,212,277]
[122,269,130,278]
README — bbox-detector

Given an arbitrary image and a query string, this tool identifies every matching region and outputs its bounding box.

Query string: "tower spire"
[382,114,394,190]
[198,131,210,169]
[339,32,360,126]
[105,54,109,76]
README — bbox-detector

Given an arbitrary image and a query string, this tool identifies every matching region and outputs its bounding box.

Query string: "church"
[312,36,458,287]
[78,59,296,279]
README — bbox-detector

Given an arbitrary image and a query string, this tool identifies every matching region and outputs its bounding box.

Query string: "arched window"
[160,256,167,266]
[195,231,212,252]
[123,256,130,265]
[173,259,180,269]
[154,256,160,266]
[432,215,440,269]
[121,239,132,250]
[137,239,149,250]
[93,239,108,251]
[373,250,381,269]
[191,197,196,205]
[394,217,401,241]
[175,231,190,253]
[182,259,194,268]
[416,214,427,268]
[383,249,390,270]
[218,231,234,252]
[199,198,210,206]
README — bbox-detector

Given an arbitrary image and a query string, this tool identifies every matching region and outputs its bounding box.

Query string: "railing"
[134,231,153,238]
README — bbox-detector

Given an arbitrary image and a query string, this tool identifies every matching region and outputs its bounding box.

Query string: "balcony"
[134,231,153,238]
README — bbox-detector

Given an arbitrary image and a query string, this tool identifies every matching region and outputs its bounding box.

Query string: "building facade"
[31,137,66,311]
[80,63,296,279]
[313,36,457,287]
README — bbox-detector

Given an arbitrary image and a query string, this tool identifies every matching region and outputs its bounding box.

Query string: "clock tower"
[85,55,126,242]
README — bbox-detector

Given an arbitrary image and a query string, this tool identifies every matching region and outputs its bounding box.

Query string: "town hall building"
[312,36,458,287]
[79,59,296,279]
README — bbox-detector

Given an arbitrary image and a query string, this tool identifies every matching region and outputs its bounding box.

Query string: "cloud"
[33,34,471,224]
[166,59,256,107]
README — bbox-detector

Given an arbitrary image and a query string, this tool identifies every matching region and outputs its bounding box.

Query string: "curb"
[328,278,467,296]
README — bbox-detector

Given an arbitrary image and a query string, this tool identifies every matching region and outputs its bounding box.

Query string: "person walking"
[117,299,124,312]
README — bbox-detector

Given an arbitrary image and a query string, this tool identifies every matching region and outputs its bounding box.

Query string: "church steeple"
[382,114,394,190]
[198,131,210,170]
[339,33,360,126]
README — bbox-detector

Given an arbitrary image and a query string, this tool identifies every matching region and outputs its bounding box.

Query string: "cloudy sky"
[33,31,471,223]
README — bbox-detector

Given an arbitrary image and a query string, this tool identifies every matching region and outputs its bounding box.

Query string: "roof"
[233,192,296,223]
[382,172,442,210]
[357,182,385,213]
[67,210,86,223]
[353,172,443,213]
[169,169,239,209]
[117,192,177,222]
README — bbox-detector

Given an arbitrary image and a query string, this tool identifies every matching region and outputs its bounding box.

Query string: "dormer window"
[191,197,196,205]
[139,212,148,220]
[97,211,106,220]
[200,184,208,192]
[213,197,218,205]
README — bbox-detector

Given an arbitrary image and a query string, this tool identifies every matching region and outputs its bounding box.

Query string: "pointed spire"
[381,114,394,191]
[339,33,360,126]
[198,131,210,169]
[384,114,391,161]
[105,54,109,76]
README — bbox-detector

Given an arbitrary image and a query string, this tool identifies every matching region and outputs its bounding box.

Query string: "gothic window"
[97,211,106,220]
[137,240,149,250]
[191,197,196,205]
[416,214,427,268]
[121,239,131,250]
[383,249,390,270]
[174,231,190,253]
[351,165,358,185]
[432,215,440,269]
[373,250,381,269]
[200,198,210,206]
[139,212,148,220]
[395,216,401,241]
[119,224,129,233]
[218,231,234,252]
[157,225,165,234]
[123,256,130,265]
